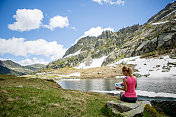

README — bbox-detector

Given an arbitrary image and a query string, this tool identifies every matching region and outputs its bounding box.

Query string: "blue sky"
[0,0,174,66]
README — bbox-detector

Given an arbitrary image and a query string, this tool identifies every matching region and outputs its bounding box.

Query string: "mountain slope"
[0,60,45,76]
[46,1,176,69]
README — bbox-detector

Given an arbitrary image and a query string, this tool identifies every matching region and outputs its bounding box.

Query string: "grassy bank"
[23,64,136,79]
[0,75,117,117]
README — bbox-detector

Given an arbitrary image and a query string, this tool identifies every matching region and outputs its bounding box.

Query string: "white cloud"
[0,37,67,60]
[81,26,114,38]
[18,58,49,66]
[8,9,44,32]
[92,0,125,5]
[92,0,103,5]
[70,26,77,31]
[74,26,114,44]
[43,15,69,30]
[0,58,6,61]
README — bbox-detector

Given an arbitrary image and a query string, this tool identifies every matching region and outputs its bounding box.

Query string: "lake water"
[56,76,176,99]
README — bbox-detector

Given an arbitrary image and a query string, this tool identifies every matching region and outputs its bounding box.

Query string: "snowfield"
[111,55,176,78]
[74,54,176,78]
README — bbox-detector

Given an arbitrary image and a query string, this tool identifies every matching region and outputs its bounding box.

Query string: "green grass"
[115,54,125,61]
[0,75,167,117]
[0,75,117,117]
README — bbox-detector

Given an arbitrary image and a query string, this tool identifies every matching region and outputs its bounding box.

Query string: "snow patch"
[69,72,80,77]
[152,21,169,25]
[59,72,80,78]
[75,56,107,69]
[64,50,81,58]
[110,55,176,78]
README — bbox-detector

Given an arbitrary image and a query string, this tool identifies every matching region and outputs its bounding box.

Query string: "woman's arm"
[116,78,127,91]
[135,80,137,89]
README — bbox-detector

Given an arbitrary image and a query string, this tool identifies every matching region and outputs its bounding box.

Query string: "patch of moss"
[101,104,124,117]
[143,104,159,117]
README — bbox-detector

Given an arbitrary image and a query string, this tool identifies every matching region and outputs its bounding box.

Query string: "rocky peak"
[118,24,141,34]
[98,30,113,39]
[146,1,176,24]
[63,36,97,57]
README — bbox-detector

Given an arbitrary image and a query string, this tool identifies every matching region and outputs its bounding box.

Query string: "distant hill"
[46,1,176,69]
[0,60,45,76]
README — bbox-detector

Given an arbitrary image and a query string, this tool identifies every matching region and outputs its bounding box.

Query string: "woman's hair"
[122,66,133,77]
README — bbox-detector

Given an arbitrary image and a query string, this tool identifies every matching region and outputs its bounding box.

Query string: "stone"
[107,100,150,117]
[170,49,176,59]
[133,73,141,77]
[168,62,176,66]
[151,100,176,117]
[162,66,170,72]
[16,85,23,88]
[143,73,150,77]
[136,40,150,52]
[157,32,176,48]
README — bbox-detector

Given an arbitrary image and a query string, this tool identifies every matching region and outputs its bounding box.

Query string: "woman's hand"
[115,86,121,90]
[120,82,124,86]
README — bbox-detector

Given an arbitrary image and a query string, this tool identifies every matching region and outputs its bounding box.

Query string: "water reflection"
[56,76,176,94]
[57,78,122,92]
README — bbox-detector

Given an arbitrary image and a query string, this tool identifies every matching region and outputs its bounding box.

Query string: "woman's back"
[124,76,137,97]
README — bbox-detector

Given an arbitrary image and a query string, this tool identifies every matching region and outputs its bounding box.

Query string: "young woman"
[116,66,137,103]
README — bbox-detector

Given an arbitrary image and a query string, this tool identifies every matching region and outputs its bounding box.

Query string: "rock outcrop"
[107,101,150,117]
[146,1,176,24]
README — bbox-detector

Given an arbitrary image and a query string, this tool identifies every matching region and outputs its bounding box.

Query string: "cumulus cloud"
[81,26,114,38]
[92,0,125,5]
[43,15,69,30]
[18,58,49,66]
[0,58,6,61]
[0,37,67,60]
[8,9,44,32]
[73,26,114,44]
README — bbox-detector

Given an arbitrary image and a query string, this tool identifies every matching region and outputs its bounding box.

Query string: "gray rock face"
[157,32,176,48]
[146,1,176,24]
[170,49,176,58]
[151,100,176,116]
[107,101,150,117]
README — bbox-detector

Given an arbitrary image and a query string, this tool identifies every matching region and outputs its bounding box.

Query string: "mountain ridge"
[46,1,176,69]
[0,60,45,76]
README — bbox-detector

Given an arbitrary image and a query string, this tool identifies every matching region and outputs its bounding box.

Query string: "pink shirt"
[124,76,137,97]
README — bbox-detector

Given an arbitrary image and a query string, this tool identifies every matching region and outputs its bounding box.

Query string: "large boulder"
[151,100,176,117]
[170,49,176,59]
[107,100,150,117]
[157,32,176,48]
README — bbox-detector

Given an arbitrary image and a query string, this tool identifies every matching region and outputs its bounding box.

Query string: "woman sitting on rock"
[116,66,137,103]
